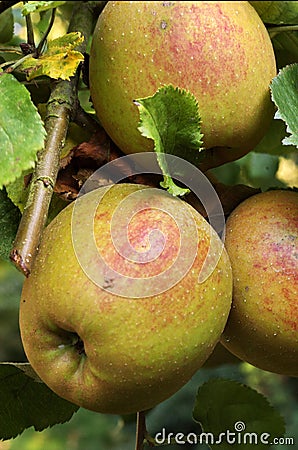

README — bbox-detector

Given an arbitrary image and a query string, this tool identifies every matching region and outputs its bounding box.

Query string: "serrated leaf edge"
[193,377,286,432]
[270,63,298,148]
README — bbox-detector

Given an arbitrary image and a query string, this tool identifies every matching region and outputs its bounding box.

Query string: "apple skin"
[19,183,232,414]
[89,1,276,162]
[221,190,298,377]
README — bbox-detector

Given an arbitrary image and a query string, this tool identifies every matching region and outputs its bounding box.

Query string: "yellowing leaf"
[20,32,84,81]
[47,32,84,54]
[23,51,84,81]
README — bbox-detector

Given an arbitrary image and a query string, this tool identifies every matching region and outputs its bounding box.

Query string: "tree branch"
[10,2,98,276]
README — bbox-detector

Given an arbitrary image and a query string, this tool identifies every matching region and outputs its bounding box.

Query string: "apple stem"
[135,411,147,450]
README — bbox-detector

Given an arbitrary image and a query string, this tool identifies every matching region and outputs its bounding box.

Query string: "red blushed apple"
[89,1,276,165]
[221,190,298,377]
[19,184,232,414]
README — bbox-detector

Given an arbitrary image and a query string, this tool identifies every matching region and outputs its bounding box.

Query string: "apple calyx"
[58,332,86,357]
[73,334,85,356]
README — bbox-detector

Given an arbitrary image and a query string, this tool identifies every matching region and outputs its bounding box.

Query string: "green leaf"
[134,84,204,196]
[250,1,298,24]
[46,31,84,54]
[272,30,298,55]
[5,169,31,212]
[0,261,23,312]
[272,32,298,68]
[19,32,84,81]
[270,64,298,147]
[0,9,14,43]
[0,189,21,261]
[193,378,285,450]
[240,152,282,191]
[0,260,24,361]
[0,363,79,440]
[253,117,297,156]
[22,1,66,15]
[0,73,46,188]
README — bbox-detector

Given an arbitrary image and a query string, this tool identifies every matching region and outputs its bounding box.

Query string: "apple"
[221,190,298,377]
[89,1,276,165]
[19,183,232,414]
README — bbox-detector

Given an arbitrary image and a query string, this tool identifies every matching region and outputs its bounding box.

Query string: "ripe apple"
[221,190,298,377]
[19,183,232,414]
[89,1,276,164]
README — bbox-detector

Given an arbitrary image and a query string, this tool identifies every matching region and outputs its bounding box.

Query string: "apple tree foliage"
[0,1,297,448]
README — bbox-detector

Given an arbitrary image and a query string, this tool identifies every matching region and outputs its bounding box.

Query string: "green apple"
[19,183,232,414]
[221,190,298,377]
[89,1,276,164]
